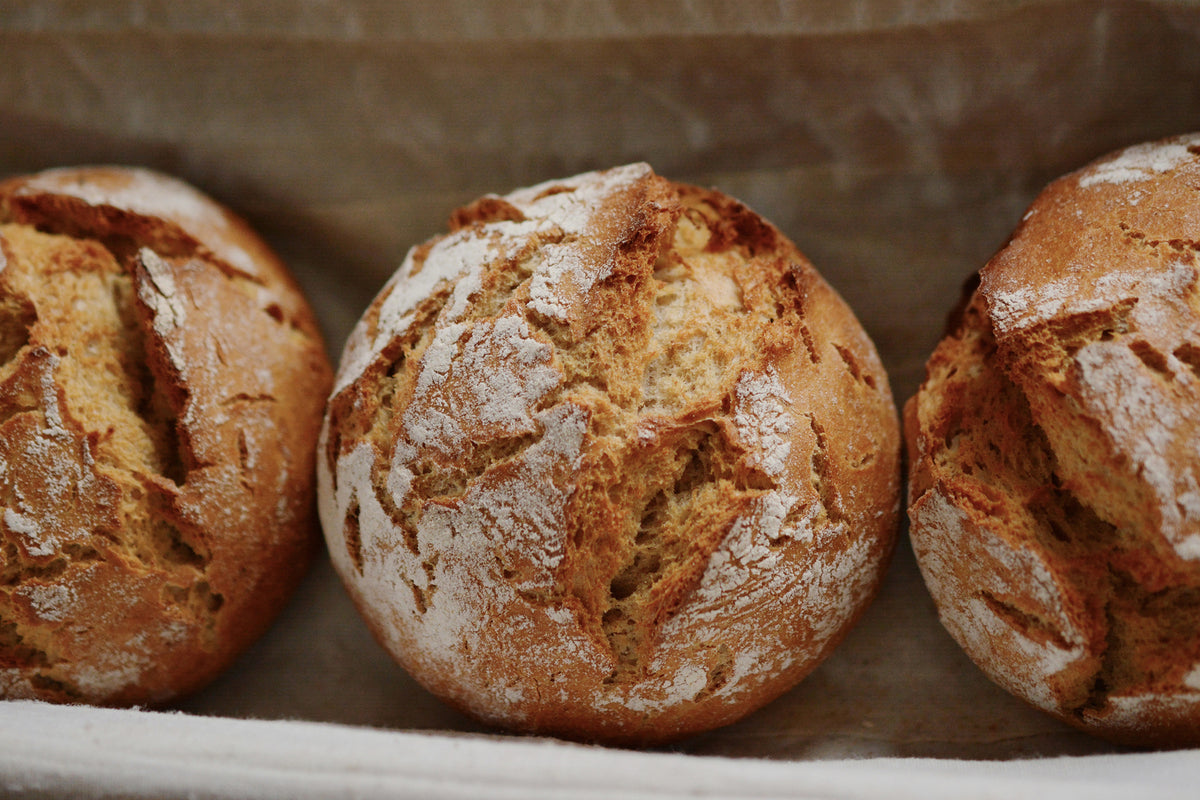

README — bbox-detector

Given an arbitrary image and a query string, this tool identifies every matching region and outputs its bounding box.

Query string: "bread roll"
[320,163,900,744]
[0,166,332,706]
[906,134,1200,747]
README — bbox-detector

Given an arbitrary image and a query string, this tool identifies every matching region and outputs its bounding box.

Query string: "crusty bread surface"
[320,163,901,745]
[907,133,1200,747]
[0,166,332,706]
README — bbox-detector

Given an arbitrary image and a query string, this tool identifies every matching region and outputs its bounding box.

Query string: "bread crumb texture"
[907,133,1200,748]
[320,164,901,744]
[0,167,332,706]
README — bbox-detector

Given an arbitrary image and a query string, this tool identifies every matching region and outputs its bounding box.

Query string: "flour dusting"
[912,487,1087,713]
[404,316,560,454]
[136,249,189,374]
[18,167,259,275]
[1079,136,1200,188]
[510,163,651,322]
[3,507,51,556]
[19,582,76,623]
[332,165,646,395]
[1073,338,1200,560]
[733,368,793,478]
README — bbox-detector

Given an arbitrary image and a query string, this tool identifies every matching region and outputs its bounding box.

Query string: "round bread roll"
[320,163,900,744]
[0,166,332,706]
[906,133,1200,747]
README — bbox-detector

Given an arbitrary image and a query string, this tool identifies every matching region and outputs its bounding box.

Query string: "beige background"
[3,0,1200,759]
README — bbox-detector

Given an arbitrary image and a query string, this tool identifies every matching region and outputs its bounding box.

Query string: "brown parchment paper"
[3,0,1200,761]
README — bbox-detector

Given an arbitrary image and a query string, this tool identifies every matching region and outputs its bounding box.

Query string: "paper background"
[3,0,1200,766]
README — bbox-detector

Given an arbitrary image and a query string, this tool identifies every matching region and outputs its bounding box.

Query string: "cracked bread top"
[0,166,333,706]
[319,164,901,745]
[906,133,1200,747]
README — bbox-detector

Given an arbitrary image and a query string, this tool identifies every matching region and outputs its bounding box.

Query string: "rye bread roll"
[0,166,332,706]
[906,134,1200,747]
[320,163,901,745]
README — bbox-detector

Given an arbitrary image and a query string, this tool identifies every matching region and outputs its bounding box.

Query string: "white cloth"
[0,700,1196,800]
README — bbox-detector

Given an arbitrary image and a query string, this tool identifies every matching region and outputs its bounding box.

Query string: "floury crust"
[907,133,1200,748]
[320,164,901,745]
[0,167,332,707]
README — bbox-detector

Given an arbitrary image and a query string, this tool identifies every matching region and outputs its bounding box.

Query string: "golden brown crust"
[0,166,333,706]
[320,164,900,745]
[907,133,1200,747]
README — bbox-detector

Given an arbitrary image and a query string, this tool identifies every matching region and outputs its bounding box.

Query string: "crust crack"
[914,288,1200,730]
[0,292,35,374]
[600,423,759,682]
[808,414,843,524]
[978,589,1074,651]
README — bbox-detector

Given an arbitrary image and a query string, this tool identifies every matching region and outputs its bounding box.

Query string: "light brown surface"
[319,165,900,745]
[0,167,332,706]
[907,134,1200,747]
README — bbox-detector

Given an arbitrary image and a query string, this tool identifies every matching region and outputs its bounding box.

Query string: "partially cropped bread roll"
[0,167,332,706]
[320,163,900,745]
[907,134,1200,747]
